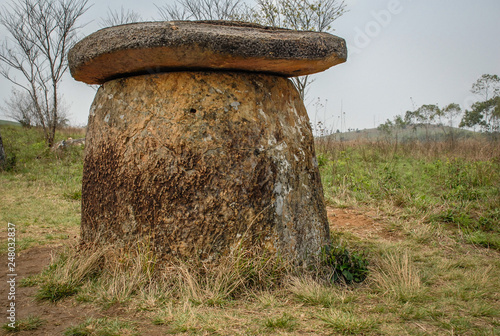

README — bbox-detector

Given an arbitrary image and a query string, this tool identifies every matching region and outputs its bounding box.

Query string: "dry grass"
[370,249,425,303]
[57,126,86,139]
[33,243,294,308]
[287,276,353,307]
[316,137,500,161]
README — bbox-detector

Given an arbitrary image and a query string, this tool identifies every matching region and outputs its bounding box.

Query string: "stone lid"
[68,21,347,84]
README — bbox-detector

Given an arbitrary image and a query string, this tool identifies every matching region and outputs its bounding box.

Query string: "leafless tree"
[1,89,36,128]
[157,0,249,21]
[155,0,346,101]
[1,89,70,128]
[254,0,346,100]
[0,0,89,147]
[100,6,143,28]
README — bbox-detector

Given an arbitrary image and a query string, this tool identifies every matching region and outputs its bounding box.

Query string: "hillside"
[319,124,480,142]
[0,119,21,127]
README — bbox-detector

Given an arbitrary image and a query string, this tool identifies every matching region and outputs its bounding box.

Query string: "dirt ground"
[0,206,391,335]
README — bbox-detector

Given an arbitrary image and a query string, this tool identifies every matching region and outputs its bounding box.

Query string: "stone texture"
[68,20,347,85]
[81,71,329,261]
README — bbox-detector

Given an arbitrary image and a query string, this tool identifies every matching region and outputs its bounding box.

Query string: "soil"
[327,207,403,241]
[0,206,394,335]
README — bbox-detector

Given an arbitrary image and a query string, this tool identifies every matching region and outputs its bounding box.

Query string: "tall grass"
[33,244,294,307]
[316,138,500,250]
[370,249,425,303]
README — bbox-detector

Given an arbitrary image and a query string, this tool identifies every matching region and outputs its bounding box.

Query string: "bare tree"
[254,0,346,100]
[100,6,143,28]
[157,0,249,21]
[0,0,89,147]
[1,89,71,128]
[1,89,36,128]
[156,0,347,101]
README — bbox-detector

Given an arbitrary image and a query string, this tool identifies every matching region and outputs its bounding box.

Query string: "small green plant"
[320,243,369,284]
[19,275,40,287]
[63,189,82,201]
[317,153,329,167]
[0,153,16,171]
[2,315,45,332]
[264,313,297,332]
[466,231,500,250]
[36,281,79,302]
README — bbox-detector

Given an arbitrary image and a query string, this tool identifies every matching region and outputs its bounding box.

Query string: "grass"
[287,276,353,307]
[370,249,425,303]
[64,318,135,336]
[319,310,379,335]
[1,125,500,335]
[0,125,83,252]
[263,312,297,332]
[316,138,500,250]
[2,315,45,333]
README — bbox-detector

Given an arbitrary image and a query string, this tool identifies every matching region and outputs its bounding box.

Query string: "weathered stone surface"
[81,71,329,261]
[68,20,347,85]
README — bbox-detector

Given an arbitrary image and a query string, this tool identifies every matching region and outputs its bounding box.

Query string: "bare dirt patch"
[1,246,100,335]
[327,206,402,241]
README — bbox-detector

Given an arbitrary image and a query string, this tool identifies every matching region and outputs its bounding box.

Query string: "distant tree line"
[378,74,500,142]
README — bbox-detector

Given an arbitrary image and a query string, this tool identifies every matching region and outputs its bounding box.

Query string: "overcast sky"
[1,0,499,132]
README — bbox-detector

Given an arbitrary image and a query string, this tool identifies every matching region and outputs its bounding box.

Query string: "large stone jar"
[68,21,347,262]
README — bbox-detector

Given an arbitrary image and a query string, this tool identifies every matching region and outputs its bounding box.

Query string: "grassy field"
[1,125,499,335]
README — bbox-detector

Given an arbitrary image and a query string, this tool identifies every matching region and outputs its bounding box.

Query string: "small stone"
[68,20,347,85]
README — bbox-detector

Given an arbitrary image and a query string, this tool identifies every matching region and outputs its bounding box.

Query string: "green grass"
[317,140,500,250]
[35,281,80,302]
[263,312,297,332]
[2,315,45,332]
[0,125,84,252]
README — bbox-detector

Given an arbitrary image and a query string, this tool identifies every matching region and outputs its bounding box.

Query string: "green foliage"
[316,152,328,167]
[461,96,500,134]
[64,189,82,201]
[460,74,500,134]
[19,275,40,287]
[471,74,500,100]
[0,152,16,171]
[320,243,368,284]
[0,126,84,192]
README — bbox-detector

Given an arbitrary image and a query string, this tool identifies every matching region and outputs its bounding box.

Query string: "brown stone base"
[82,71,329,262]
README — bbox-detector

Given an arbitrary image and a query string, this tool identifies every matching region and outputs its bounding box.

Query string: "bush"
[320,243,369,284]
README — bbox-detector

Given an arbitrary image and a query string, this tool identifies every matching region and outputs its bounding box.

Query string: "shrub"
[320,243,369,284]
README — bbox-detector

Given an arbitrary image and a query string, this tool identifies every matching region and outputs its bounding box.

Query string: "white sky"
[1,0,499,131]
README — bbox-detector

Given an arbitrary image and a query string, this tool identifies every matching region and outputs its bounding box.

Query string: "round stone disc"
[68,21,347,84]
